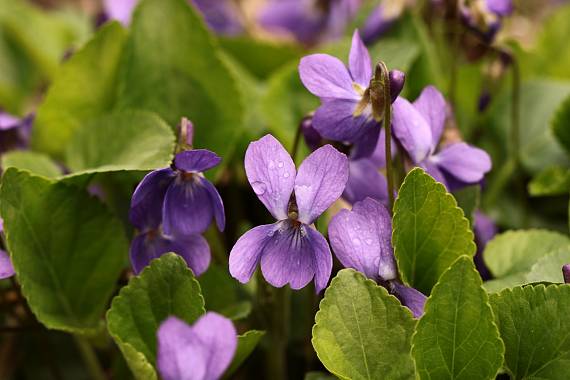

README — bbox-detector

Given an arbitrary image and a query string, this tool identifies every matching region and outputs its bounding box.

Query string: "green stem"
[291,121,303,164]
[267,286,290,380]
[378,62,395,212]
[510,57,521,167]
[74,336,106,380]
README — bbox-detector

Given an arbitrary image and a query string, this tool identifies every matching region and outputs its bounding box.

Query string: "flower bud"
[563,264,570,284]
[178,117,194,148]
[389,70,405,102]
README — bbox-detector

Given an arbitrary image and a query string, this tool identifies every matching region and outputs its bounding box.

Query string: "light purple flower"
[0,218,15,279]
[259,0,360,45]
[128,149,224,275]
[328,197,426,317]
[563,264,570,284]
[299,30,404,147]
[473,211,496,280]
[103,0,243,35]
[229,134,348,292]
[391,86,492,189]
[157,312,237,380]
[0,111,33,155]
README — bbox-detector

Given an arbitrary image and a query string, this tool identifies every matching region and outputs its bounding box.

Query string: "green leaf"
[483,230,570,292]
[312,269,416,380]
[64,110,175,176]
[528,166,570,197]
[393,168,476,294]
[32,22,127,156]
[1,151,62,178]
[526,248,570,284]
[552,94,570,155]
[225,330,265,377]
[452,185,480,226]
[219,36,301,79]
[490,80,570,174]
[412,256,504,380]
[304,372,336,380]
[490,284,570,379]
[198,264,251,320]
[116,0,243,167]
[107,254,206,380]
[0,168,127,334]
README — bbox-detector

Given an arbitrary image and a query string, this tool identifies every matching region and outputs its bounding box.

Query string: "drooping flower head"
[0,218,15,280]
[391,86,492,190]
[129,122,225,275]
[103,0,243,35]
[328,197,426,317]
[229,134,348,292]
[299,30,404,157]
[0,111,33,155]
[259,0,360,46]
[157,312,237,380]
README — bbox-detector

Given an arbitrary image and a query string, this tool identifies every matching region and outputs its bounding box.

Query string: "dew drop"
[268,160,275,169]
[278,161,284,168]
[352,237,361,246]
[283,172,290,178]
[251,181,267,196]
[365,238,373,245]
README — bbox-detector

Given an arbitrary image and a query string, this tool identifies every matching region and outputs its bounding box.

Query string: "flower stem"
[378,61,395,212]
[510,57,520,167]
[74,335,106,380]
[267,286,290,380]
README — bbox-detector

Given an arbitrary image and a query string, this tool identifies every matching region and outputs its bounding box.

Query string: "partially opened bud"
[389,70,405,102]
[178,117,194,148]
[563,264,570,284]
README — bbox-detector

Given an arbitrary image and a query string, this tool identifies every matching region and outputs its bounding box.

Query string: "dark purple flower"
[103,0,243,35]
[0,218,15,279]
[229,134,348,292]
[259,0,360,45]
[460,0,513,42]
[129,148,225,275]
[0,111,33,155]
[329,197,426,317]
[473,211,497,280]
[361,0,410,44]
[157,312,237,380]
[563,264,570,284]
[391,86,492,189]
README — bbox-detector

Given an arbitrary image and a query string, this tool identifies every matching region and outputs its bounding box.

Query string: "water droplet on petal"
[365,238,373,245]
[352,238,361,246]
[278,161,284,168]
[251,181,267,196]
[268,160,275,169]
[283,172,290,178]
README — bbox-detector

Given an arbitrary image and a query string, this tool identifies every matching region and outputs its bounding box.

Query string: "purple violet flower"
[391,86,492,190]
[563,264,570,284]
[473,211,496,280]
[157,312,237,380]
[0,111,33,155]
[129,149,225,275]
[299,30,404,150]
[0,218,15,279]
[361,0,410,44]
[259,0,360,46]
[229,134,348,292]
[328,197,426,317]
[103,0,243,35]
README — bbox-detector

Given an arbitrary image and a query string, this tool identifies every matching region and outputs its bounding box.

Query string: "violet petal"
[229,223,275,284]
[129,168,176,230]
[103,0,138,25]
[413,86,447,151]
[312,98,371,142]
[200,177,226,232]
[299,54,358,100]
[0,250,14,279]
[348,30,372,88]
[432,142,492,184]
[295,144,349,224]
[343,159,388,205]
[390,281,427,318]
[391,97,432,164]
[244,134,296,220]
[174,149,222,173]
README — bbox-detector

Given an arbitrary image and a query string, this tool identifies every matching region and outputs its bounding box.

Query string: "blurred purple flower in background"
[563,264,570,284]
[391,86,492,190]
[0,218,15,280]
[229,134,348,292]
[157,312,237,380]
[259,0,360,45]
[328,197,426,317]
[361,0,412,44]
[0,111,33,155]
[129,122,225,275]
[460,0,513,42]
[103,0,243,35]
[473,211,496,280]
